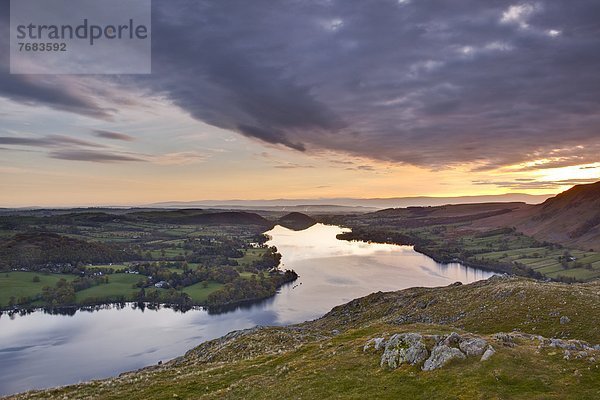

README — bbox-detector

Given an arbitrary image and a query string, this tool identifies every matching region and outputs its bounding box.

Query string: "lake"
[0,224,493,396]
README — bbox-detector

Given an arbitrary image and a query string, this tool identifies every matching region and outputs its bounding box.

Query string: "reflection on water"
[0,224,493,396]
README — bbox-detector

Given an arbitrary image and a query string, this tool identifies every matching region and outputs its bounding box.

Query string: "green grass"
[0,272,77,307]
[181,281,224,302]
[235,248,267,266]
[548,268,600,281]
[75,273,142,303]
[467,244,600,281]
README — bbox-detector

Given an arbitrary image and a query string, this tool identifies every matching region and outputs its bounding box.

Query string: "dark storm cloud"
[93,130,136,142]
[1,0,600,170]
[145,0,600,169]
[48,149,145,163]
[0,73,112,119]
[0,2,111,118]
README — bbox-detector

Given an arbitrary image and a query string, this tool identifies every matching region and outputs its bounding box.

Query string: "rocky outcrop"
[422,344,466,371]
[365,331,493,371]
[380,333,429,368]
[363,330,600,371]
[443,332,462,346]
[480,346,495,361]
[459,337,488,356]
[363,337,386,352]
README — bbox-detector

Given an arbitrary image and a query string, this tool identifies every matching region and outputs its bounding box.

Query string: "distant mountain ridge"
[145,193,552,210]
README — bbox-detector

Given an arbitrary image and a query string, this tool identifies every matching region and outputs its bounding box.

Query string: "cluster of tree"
[252,246,282,270]
[41,279,76,306]
[7,295,34,308]
[337,228,419,247]
[0,232,137,271]
[206,270,297,306]
[71,275,109,291]
[130,262,240,289]
[134,287,193,306]
[182,237,245,257]
[186,254,238,267]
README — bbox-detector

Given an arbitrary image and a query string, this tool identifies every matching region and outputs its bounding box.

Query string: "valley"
[2,182,600,398]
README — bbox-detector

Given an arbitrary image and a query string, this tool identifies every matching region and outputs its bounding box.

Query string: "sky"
[0,0,599,207]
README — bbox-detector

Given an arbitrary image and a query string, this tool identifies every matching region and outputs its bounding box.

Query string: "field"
[0,272,77,307]
[75,274,142,304]
[182,281,225,303]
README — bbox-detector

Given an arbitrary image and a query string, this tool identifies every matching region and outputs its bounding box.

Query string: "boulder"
[493,333,515,347]
[549,338,578,350]
[480,346,495,361]
[459,337,488,356]
[380,333,429,369]
[443,332,462,346]
[422,344,466,371]
[560,316,571,325]
[364,337,386,352]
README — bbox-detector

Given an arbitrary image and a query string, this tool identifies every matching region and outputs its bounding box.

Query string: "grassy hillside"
[516,182,600,250]
[475,182,600,251]
[8,276,600,400]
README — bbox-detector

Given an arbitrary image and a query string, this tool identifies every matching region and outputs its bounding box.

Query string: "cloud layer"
[1,0,599,170]
[93,130,136,142]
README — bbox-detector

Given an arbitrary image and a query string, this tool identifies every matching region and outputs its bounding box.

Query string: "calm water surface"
[0,224,493,395]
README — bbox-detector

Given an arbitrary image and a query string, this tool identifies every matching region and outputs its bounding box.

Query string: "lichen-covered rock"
[560,316,571,325]
[364,337,386,352]
[459,337,488,356]
[549,338,579,351]
[380,333,428,368]
[422,344,466,371]
[493,333,515,347]
[443,332,462,346]
[480,346,495,361]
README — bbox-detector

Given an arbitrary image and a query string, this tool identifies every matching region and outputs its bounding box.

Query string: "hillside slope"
[128,210,274,226]
[0,232,135,270]
[277,212,316,230]
[9,276,600,400]
[476,182,600,250]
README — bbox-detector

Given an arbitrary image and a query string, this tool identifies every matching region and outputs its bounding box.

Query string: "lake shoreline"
[0,224,493,396]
